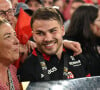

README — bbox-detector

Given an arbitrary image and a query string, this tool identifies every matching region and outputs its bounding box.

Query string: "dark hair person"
[64,4,100,76]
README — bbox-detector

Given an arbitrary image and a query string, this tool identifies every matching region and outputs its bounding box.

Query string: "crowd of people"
[0,0,100,90]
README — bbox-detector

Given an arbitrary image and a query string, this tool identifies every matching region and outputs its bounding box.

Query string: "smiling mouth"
[45,43,54,46]
[44,42,56,49]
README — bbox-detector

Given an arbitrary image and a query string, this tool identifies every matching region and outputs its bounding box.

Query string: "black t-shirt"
[17,48,90,82]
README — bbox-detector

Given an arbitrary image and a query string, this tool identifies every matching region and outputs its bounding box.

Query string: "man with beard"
[17,7,90,82]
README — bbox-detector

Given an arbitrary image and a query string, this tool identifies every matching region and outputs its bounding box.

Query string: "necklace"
[6,81,9,86]
[7,69,15,90]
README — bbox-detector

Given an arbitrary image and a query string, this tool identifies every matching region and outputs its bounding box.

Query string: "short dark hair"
[31,7,63,28]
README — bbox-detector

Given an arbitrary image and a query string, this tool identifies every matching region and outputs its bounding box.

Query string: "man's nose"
[44,33,52,41]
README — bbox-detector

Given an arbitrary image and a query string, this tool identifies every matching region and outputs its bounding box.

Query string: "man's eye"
[0,12,4,15]
[4,35,11,39]
[14,32,16,36]
[50,30,57,33]
[36,32,44,36]
[0,12,5,16]
[8,9,14,13]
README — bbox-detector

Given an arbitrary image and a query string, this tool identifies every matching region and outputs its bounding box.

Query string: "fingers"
[19,44,28,55]
[30,41,37,50]
[63,40,82,56]
[71,42,82,56]
[27,40,37,53]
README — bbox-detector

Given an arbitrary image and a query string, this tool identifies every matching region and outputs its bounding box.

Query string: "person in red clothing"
[17,7,90,82]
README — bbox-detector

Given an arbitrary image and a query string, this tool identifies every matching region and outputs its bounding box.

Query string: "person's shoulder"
[64,47,87,62]
[24,53,38,63]
[64,47,74,55]
[64,47,85,62]
[74,52,89,66]
[19,52,39,69]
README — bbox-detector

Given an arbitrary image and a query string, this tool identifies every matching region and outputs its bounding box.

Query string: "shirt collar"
[32,48,66,61]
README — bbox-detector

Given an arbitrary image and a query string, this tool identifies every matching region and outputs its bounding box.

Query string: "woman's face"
[91,10,100,37]
[0,23,19,64]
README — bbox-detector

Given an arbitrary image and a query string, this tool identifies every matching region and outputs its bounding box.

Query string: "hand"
[19,44,28,54]
[26,40,37,53]
[63,40,82,56]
